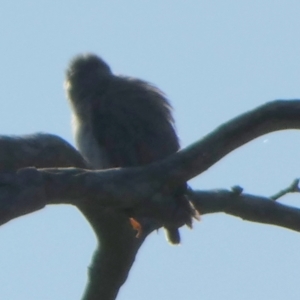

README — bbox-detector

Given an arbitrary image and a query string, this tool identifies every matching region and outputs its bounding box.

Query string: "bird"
[65,53,197,244]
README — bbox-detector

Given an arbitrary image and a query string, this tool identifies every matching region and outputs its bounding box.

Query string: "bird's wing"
[90,78,180,168]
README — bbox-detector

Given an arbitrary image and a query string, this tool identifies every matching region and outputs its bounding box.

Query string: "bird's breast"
[72,114,110,169]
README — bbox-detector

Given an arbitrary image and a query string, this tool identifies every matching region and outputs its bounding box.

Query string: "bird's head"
[65,53,112,107]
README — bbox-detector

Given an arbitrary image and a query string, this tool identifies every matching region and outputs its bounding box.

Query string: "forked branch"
[0,100,300,300]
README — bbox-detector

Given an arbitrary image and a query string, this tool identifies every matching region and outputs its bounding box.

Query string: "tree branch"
[189,189,300,232]
[0,134,88,225]
[270,179,300,200]
[0,134,159,300]
[0,133,87,170]
[1,100,300,299]
[153,99,300,186]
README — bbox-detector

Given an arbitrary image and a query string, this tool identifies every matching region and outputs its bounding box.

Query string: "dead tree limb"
[0,100,300,299]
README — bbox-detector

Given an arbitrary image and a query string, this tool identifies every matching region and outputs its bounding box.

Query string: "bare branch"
[0,134,159,300]
[189,189,300,231]
[0,165,165,300]
[3,101,300,225]
[154,100,300,187]
[81,216,152,300]
[1,100,300,299]
[0,134,88,225]
[0,168,46,225]
[0,133,87,170]
[270,179,300,200]
[0,166,184,228]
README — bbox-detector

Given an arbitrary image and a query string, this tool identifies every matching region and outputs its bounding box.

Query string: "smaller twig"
[270,179,300,201]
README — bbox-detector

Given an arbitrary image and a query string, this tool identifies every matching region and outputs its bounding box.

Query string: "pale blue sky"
[0,1,300,299]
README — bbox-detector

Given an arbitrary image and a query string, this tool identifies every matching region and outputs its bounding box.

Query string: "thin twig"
[270,179,300,200]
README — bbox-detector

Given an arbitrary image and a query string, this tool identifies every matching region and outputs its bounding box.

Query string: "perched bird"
[65,54,196,244]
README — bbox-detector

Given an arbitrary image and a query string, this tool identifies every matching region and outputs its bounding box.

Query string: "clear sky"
[0,1,300,299]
